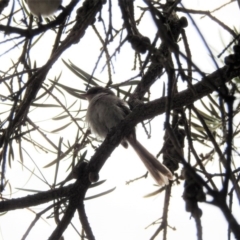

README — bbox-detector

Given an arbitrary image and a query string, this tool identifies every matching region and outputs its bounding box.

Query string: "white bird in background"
[80,86,174,185]
[26,0,62,17]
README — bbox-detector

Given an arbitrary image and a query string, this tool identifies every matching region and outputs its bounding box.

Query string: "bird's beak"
[78,93,88,100]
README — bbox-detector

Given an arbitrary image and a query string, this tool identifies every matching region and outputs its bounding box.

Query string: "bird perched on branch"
[80,86,173,185]
[26,0,62,17]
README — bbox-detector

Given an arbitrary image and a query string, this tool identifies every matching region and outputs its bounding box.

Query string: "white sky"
[0,0,239,240]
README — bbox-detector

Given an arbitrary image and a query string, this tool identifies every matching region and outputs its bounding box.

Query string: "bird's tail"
[127,136,173,185]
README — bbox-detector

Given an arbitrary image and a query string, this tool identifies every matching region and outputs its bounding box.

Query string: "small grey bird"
[26,0,62,17]
[81,86,173,185]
